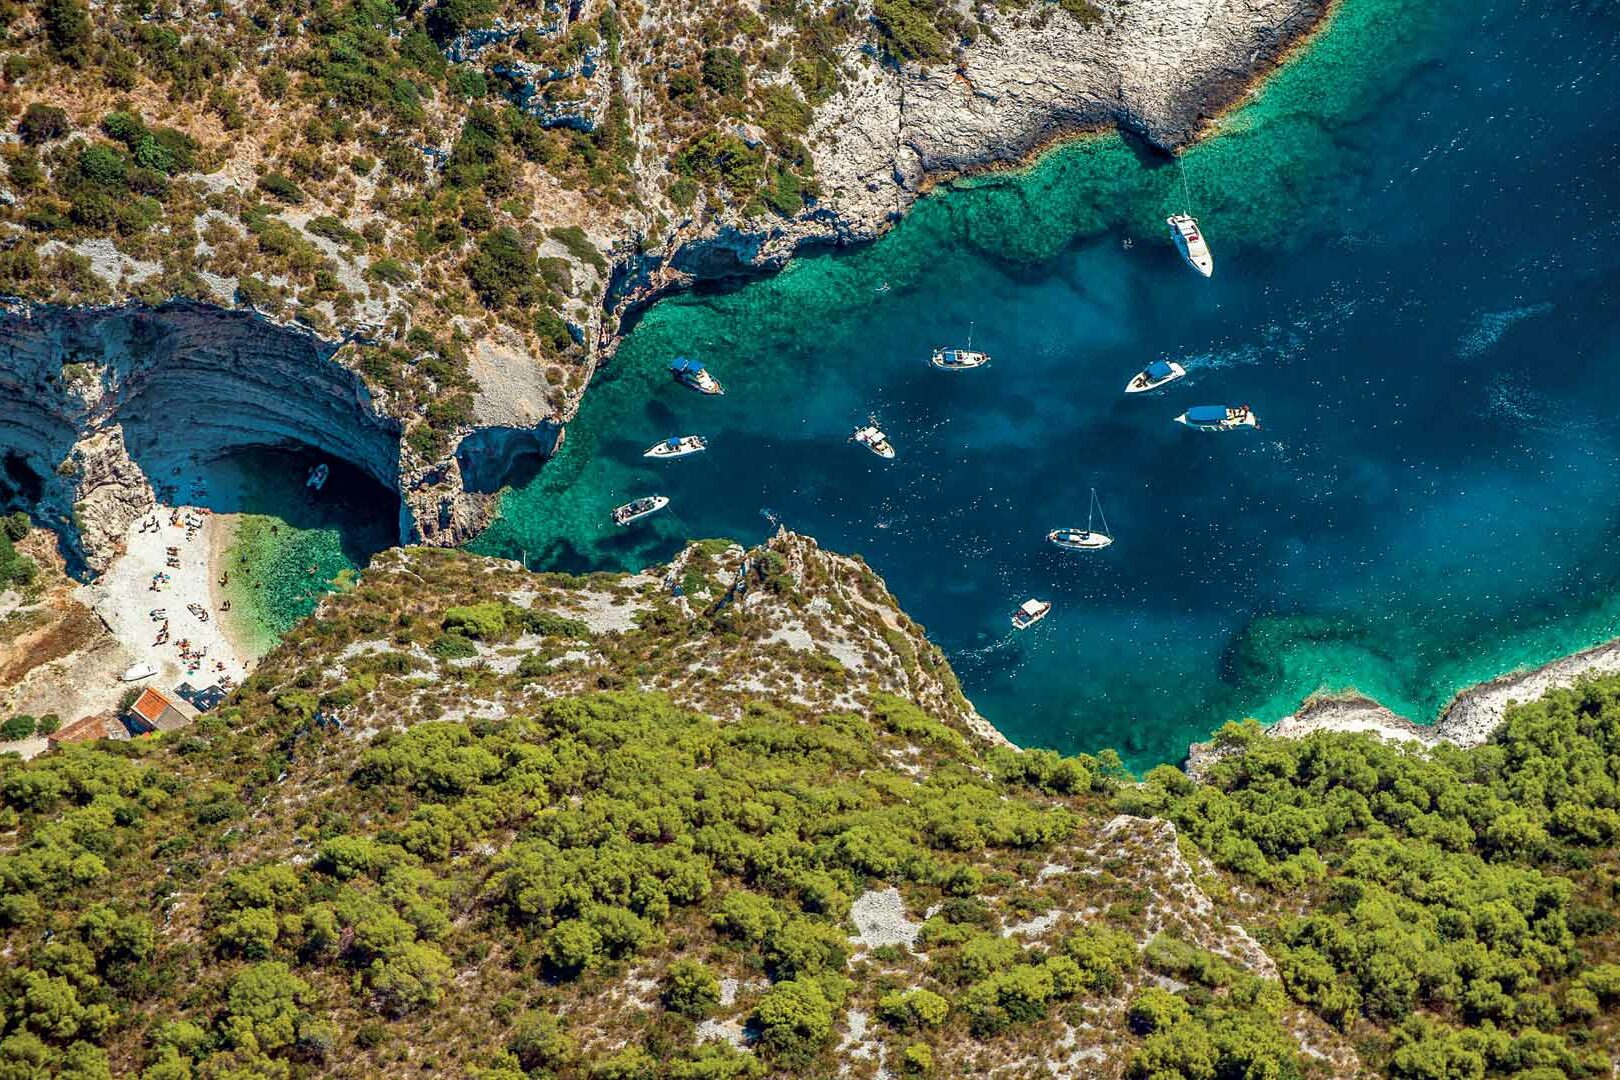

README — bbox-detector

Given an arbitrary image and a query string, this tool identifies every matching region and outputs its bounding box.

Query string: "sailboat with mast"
[931,321,990,370]
[1167,160,1214,278]
[1048,489,1114,550]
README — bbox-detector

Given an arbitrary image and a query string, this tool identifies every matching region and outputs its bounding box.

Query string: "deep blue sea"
[471,0,1620,769]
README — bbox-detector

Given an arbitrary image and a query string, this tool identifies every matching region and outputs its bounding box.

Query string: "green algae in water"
[476,0,1620,768]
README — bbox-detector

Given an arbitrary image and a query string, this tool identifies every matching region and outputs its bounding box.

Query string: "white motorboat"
[307,463,329,491]
[1125,359,1187,394]
[670,357,724,395]
[643,435,707,460]
[850,424,896,460]
[930,320,990,370]
[1011,599,1052,630]
[612,495,670,526]
[1167,213,1213,278]
[1048,488,1113,550]
[120,662,158,682]
[1175,404,1258,431]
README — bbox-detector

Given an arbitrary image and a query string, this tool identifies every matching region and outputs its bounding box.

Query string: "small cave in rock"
[176,445,404,570]
[0,451,45,511]
[455,425,557,495]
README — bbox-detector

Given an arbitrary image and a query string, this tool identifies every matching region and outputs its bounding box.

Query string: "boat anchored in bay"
[1011,598,1052,630]
[850,423,896,459]
[930,321,990,371]
[1125,359,1186,394]
[670,357,724,395]
[612,496,669,526]
[643,435,707,460]
[1175,404,1258,431]
[1168,214,1213,278]
[1048,489,1113,550]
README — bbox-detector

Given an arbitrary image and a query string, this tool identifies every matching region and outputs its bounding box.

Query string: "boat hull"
[1167,217,1214,278]
[1124,362,1187,394]
[613,496,670,526]
[643,438,706,459]
[930,349,990,370]
[1175,412,1258,431]
[1048,531,1113,550]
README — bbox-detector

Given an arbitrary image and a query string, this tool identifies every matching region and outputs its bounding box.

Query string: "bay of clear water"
[470,0,1620,769]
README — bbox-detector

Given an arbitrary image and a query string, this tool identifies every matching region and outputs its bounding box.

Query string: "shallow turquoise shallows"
[472,0,1620,770]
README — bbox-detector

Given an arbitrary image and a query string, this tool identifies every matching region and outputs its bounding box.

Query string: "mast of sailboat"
[968,320,975,352]
[1090,488,1111,538]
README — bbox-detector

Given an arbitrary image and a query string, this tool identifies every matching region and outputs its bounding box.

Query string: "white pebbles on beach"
[76,504,251,694]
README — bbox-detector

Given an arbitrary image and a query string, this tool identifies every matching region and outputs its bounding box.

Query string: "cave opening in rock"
[189,445,402,568]
[455,426,555,495]
[0,451,45,511]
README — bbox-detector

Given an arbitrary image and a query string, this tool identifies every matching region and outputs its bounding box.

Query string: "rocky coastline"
[1186,637,1620,774]
[0,0,1334,575]
[605,0,1335,349]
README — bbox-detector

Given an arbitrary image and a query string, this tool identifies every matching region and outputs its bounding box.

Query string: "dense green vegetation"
[2,536,1619,1076]
[0,511,37,589]
[1126,687,1620,1078]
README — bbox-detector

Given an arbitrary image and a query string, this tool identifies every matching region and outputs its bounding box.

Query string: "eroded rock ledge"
[0,300,561,572]
[608,0,1331,331]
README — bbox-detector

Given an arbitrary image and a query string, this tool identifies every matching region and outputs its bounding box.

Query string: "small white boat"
[1175,404,1258,431]
[612,496,670,526]
[1011,599,1051,630]
[1168,214,1213,278]
[643,435,707,459]
[1125,359,1187,394]
[930,320,990,370]
[670,357,724,395]
[307,463,329,491]
[1048,488,1113,550]
[120,662,158,682]
[850,424,895,460]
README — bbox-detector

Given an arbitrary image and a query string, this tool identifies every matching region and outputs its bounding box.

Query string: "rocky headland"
[0,0,1331,572]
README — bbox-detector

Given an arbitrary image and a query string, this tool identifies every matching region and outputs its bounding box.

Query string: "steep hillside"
[1,533,1617,1079]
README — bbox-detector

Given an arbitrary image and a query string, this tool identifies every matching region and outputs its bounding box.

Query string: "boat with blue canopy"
[1175,404,1258,430]
[643,435,707,459]
[1125,359,1186,394]
[670,357,724,395]
[930,321,990,370]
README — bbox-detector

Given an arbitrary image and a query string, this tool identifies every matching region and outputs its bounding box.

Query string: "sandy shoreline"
[74,485,260,698]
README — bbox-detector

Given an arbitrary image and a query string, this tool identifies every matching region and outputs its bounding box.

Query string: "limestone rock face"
[0,301,561,571]
[609,0,1326,335]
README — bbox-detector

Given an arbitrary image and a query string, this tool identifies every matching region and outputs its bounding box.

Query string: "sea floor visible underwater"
[348,0,1620,769]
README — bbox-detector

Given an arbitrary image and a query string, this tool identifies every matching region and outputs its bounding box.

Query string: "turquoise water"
[473,0,1620,769]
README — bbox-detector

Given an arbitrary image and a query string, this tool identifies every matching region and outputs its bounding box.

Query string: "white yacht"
[1011,599,1052,630]
[1167,214,1214,278]
[850,424,896,460]
[120,662,158,682]
[1175,404,1258,431]
[643,435,707,460]
[1048,489,1113,550]
[1125,359,1187,394]
[612,495,669,526]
